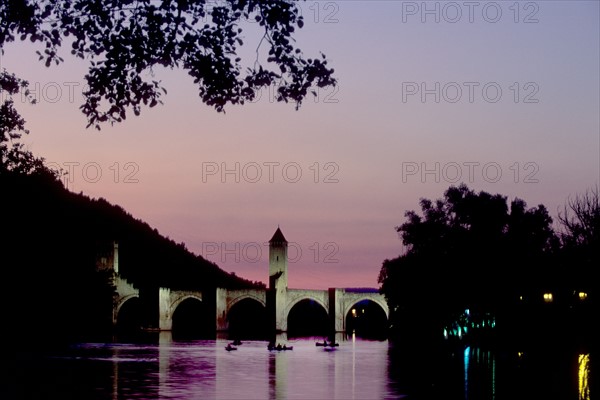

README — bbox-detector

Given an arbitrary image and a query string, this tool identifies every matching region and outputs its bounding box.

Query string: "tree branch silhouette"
[1,0,336,131]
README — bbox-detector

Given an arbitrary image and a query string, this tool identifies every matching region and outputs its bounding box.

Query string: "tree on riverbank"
[378,184,559,340]
[558,185,599,292]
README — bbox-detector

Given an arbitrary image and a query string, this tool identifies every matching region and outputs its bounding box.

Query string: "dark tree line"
[378,184,597,344]
[2,169,263,347]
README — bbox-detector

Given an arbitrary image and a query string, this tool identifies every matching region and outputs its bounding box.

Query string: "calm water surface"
[7,334,593,400]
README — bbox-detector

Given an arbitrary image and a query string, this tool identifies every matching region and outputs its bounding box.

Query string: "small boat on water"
[232,339,242,346]
[225,344,238,351]
[315,341,339,347]
[268,343,293,351]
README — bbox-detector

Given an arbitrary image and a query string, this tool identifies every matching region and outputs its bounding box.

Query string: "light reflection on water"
[153,333,393,400]
[579,353,591,400]
[60,333,394,399]
[8,334,593,400]
[463,346,498,400]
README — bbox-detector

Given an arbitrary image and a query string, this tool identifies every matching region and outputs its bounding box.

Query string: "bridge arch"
[228,293,267,309]
[115,294,140,321]
[115,295,142,333]
[285,296,329,318]
[171,294,203,312]
[343,297,389,321]
[227,297,268,339]
[171,296,212,339]
[286,297,329,337]
[344,298,389,338]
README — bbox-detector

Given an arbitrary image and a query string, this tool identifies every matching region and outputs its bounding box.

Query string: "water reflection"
[103,332,392,399]
[9,334,592,400]
[268,346,287,399]
[464,346,496,400]
[579,353,590,400]
[387,341,591,400]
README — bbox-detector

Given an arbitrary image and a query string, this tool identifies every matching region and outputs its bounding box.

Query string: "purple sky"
[2,1,599,289]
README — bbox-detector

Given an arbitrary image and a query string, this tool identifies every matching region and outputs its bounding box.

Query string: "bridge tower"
[268,227,288,332]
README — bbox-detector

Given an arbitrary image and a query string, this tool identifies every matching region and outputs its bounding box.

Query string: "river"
[5,333,593,399]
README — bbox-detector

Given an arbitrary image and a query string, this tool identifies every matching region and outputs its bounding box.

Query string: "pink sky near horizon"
[2,1,598,289]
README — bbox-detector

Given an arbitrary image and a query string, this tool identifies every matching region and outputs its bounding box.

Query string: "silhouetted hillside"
[1,171,262,344]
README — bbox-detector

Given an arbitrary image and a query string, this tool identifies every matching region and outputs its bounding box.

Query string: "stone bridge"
[104,228,389,334]
[215,287,388,333]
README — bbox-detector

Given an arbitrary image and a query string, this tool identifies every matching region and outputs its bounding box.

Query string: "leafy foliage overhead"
[0,0,337,129]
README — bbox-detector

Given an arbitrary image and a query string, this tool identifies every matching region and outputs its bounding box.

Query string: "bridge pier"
[271,288,289,332]
[329,288,345,332]
[158,288,172,331]
[216,288,228,331]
